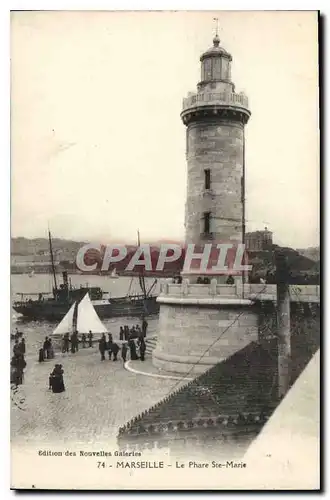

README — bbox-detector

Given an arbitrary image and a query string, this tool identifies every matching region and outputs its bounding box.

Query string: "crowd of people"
[11,317,149,393]
[98,331,146,363]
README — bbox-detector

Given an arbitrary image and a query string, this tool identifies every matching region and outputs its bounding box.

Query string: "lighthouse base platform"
[152,280,258,376]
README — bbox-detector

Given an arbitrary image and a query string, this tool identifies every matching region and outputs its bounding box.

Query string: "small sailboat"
[111,268,119,279]
[50,293,108,348]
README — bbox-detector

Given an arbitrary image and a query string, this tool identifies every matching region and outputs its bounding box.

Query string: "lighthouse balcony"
[182,90,249,113]
[158,281,320,304]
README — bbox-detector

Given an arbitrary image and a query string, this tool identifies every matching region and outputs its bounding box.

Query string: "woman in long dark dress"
[49,364,65,393]
[128,339,139,360]
[11,354,26,385]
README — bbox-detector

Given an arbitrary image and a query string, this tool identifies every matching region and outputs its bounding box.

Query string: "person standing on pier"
[119,326,124,341]
[43,337,51,359]
[142,317,148,338]
[109,341,119,361]
[13,339,20,356]
[81,333,87,348]
[38,347,45,362]
[74,331,79,352]
[70,333,76,353]
[88,330,93,347]
[128,339,138,360]
[63,333,70,353]
[48,339,54,359]
[19,338,26,356]
[99,333,107,361]
[11,353,26,385]
[130,326,136,339]
[139,339,146,362]
[135,325,142,337]
[107,333,113,359]
[121,343,128,364]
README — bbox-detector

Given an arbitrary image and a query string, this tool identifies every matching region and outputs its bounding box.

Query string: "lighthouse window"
[213,58,221,80]
[204,59,212,80]
[203,212,211,234]
[222,59,229,80]
[204,169,211,189]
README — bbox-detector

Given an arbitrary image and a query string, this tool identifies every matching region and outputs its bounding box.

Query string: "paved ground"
[11,338,185,446]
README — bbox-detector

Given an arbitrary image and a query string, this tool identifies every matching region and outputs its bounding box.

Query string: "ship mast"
[137,230,147,299]
[137,229,157,298]
[48,229,58,292]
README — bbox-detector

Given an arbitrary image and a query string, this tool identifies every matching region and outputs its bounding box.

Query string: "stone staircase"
[145,336,157,355]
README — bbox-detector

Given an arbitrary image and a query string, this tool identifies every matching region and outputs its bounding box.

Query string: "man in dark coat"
[136,325,142,336]
[110,342,119,361]
[99,334,106,361]
[119,327,124,341]
[81,333,87,348]
[63,333,70,353]
[139,339,146,361]
[88,331,93,347]
[13,339,20,356]
[11,353,26,385]
[129,326,136,340]
[43,337,51,358]
[121,343,128,363]
[48,339,54,359]
[70,333,75,353]
[73,331,79,352]
[142,317,148,338]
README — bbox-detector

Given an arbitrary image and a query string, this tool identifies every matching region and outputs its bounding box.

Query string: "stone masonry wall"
[152,302,258,375]
[185,119,244,244]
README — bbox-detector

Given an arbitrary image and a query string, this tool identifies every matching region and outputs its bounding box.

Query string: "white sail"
[76,293,108,334]
[52,302,76,337]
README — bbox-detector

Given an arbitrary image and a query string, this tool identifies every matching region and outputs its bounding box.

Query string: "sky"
[11,11,319,248]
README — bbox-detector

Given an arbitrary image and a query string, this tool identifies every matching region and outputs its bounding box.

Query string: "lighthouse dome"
[200,35,232,62]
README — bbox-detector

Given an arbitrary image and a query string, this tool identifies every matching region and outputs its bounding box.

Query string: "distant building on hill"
[246,227,273,251]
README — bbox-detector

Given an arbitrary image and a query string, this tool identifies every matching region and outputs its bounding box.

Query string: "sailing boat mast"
[137,230,147,298]
[48,229,58,292]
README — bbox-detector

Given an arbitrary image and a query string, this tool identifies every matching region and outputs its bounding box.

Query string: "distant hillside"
[11,237,86,258]
[11,237,183,257]
[248,244,319,284]
[296,247,320,262]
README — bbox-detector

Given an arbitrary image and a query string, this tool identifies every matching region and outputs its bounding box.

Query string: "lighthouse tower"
[182,33,250,281]
[153,33,258,375]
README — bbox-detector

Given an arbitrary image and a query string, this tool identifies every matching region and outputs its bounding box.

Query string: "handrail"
[182,91,249,111]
